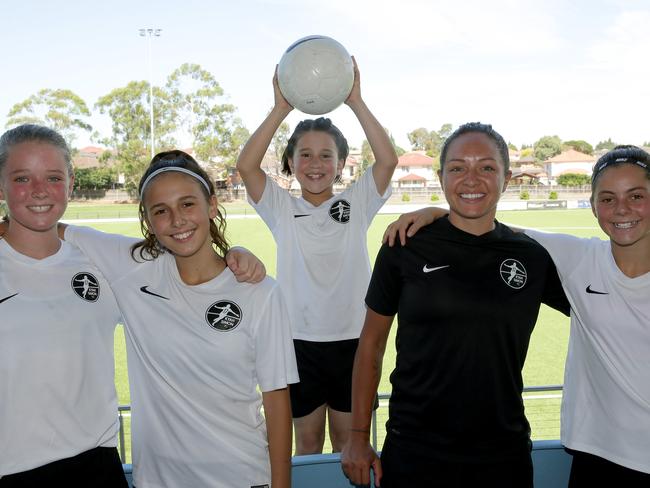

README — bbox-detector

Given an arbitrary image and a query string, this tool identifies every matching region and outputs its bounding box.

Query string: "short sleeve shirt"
[366,217,569,461]
[251,168,391,341]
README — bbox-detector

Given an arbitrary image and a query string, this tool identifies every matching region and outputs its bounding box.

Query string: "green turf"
[79,207,602,456]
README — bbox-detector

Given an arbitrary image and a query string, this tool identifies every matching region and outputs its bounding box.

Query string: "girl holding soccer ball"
[237,58,398,455]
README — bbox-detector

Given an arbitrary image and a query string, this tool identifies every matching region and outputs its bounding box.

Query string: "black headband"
[592,157,649,182]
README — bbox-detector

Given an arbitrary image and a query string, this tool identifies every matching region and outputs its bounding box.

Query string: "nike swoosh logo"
[585,285,608,295]
[423,265,450,273]
[140,286,169,300]
[294,214,311,218]
[0,293,19,304]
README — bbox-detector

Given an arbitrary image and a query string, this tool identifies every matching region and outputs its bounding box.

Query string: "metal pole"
[139,28,162,159]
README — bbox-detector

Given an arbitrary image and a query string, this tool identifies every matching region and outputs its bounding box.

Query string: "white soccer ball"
[278,35,354,115]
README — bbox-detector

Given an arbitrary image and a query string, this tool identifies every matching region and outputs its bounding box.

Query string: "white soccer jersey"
[525,229,650,474]
[65,226,299,488]
[0,239,121,476]
[251,168,391,341]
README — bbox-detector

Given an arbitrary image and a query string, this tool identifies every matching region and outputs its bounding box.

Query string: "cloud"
[321,0,563,55]
[587,10,650,73]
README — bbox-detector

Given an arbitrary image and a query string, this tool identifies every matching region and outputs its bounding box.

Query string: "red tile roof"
[398,151,435,167]
[546,149,596,163]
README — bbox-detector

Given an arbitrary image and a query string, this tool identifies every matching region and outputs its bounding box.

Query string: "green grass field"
[89,207,605,457]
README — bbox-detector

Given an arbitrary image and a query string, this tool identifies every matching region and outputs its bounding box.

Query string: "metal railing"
[116,385,563,462]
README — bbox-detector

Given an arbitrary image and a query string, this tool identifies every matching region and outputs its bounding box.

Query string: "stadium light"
[139,28,162,159]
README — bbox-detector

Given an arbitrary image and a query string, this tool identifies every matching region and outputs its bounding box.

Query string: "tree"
[6,88,92,147]
[595,138,617,151]
[557,173,591,186]
[73,167,117,190]
[520,147,534,158]
[267,122,290,177]
[407,127,430,151]
[95,81,175,191]
[563,140,593,155]
[533,135,562,162]
[165,63,249,171]
[507,142,518,151]
[389,133,406,157]
[407,124,452,159]
[360,139,375,175]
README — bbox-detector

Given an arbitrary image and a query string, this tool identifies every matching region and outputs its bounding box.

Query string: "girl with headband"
[62,150,299,488]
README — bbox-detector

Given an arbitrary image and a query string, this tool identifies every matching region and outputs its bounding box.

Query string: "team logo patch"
[205,300,242,331]
[328,199,350,223]
[499,259,527,289]
[71,272,100,302]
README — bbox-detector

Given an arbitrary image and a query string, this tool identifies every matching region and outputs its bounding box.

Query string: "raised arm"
[236,69,293,203]
[345,57,398,195]
[341,308,393,487]
[262,387,292,488]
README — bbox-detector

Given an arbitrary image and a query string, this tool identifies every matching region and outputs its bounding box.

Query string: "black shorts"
[380,434,533,488]
[567,448,650,487]
[0,446,128,488]
[290,338,359,418]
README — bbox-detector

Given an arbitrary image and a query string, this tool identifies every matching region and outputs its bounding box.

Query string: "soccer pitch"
[92,207,604,453]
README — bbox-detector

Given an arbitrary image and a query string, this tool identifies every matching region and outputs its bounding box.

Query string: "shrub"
[549,191,559,200]
[401,193,411,202]
[520,190,530,200]
[430,193,440,202]
[557,173,590,186]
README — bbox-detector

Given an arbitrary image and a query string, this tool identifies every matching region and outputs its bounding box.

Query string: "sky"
[2,0,650,153]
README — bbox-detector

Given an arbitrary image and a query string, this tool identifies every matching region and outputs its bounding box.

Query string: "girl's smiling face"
[592,164,650,249]
[289,130,344,206]
[143,171,218,260]
[0,141,73,235]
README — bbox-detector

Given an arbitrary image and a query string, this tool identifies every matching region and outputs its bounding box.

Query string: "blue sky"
[2,0,650,151]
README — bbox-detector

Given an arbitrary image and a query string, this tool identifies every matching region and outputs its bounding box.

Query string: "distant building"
[543,149,596,183]
[73,146,112,169]
[393,151,439,188]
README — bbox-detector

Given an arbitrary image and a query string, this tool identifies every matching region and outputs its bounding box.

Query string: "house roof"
[72,146,118,169]
[398,173,426,182]
[78,146,104,155]
[511,171,542,179]
[545,149,596,163]
[346,155,359,167]
[398,151,435,167]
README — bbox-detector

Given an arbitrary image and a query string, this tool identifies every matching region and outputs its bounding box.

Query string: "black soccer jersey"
[365,216,569,461]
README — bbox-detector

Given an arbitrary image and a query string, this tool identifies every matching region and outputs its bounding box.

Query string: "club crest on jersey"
[329,199,350,223]
[499,259,527,289]
[71,272,100,302]
[205,300,242,331]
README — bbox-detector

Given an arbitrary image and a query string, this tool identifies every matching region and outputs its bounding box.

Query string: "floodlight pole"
[139,28,162,158]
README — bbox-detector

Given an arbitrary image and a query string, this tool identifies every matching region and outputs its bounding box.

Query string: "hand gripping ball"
[278,35,354,115]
